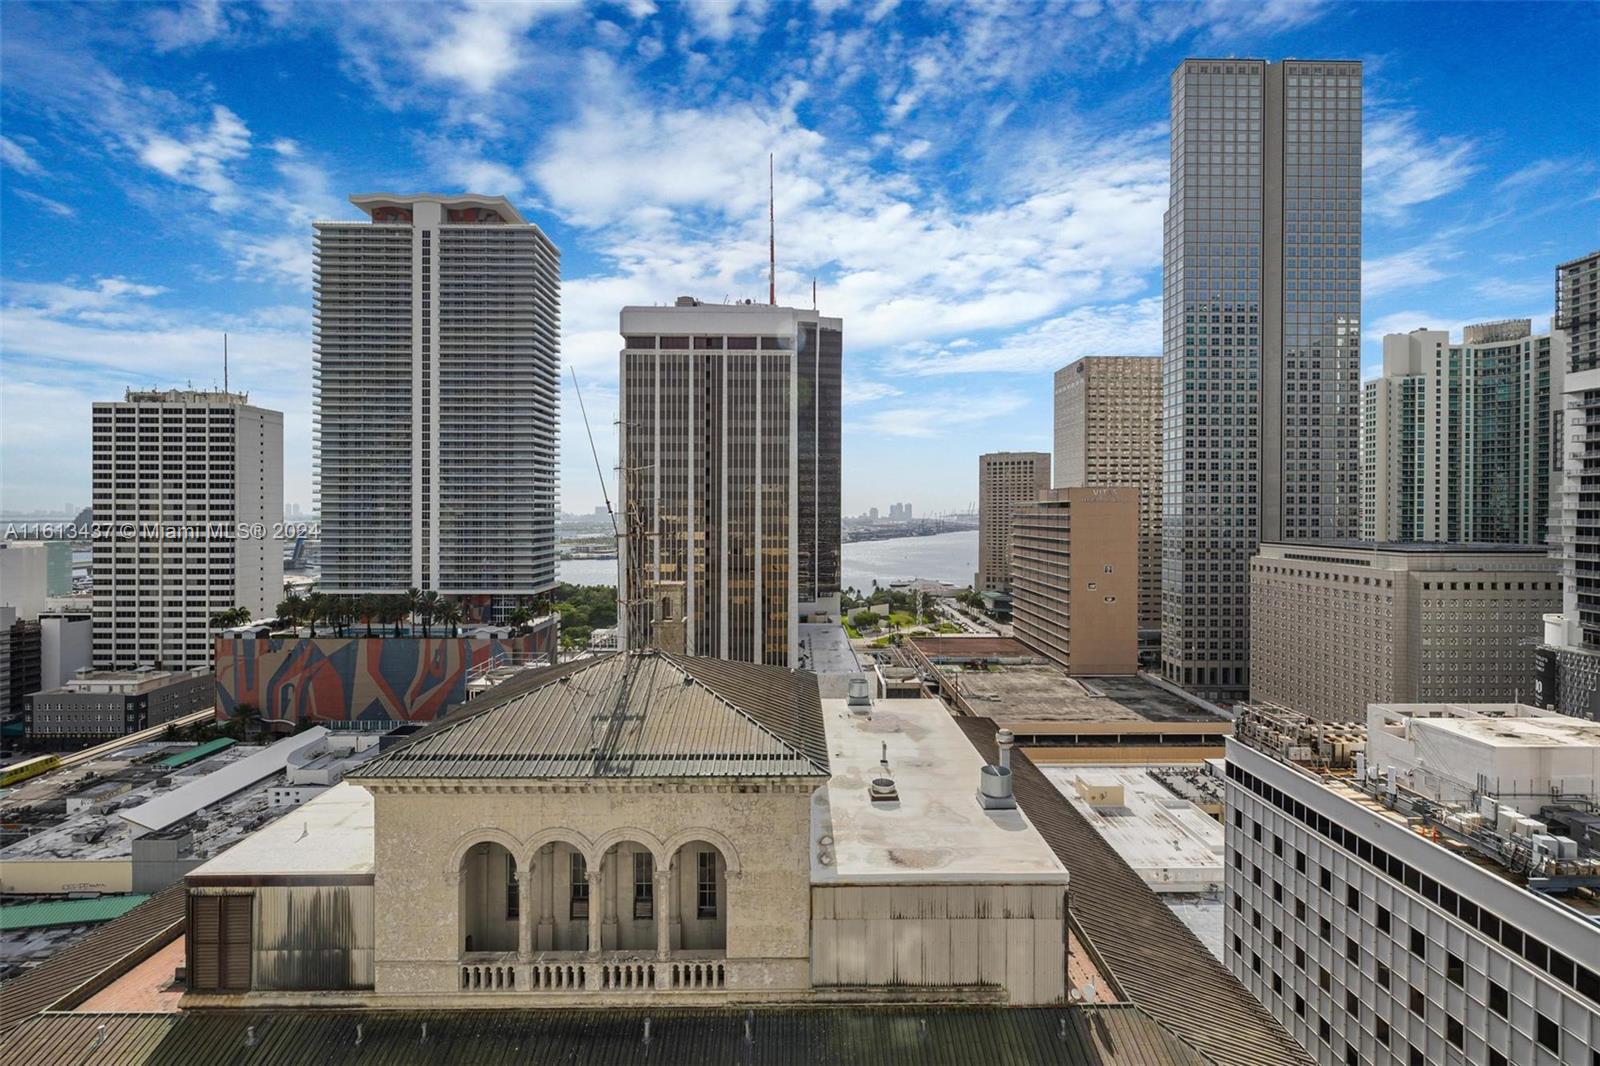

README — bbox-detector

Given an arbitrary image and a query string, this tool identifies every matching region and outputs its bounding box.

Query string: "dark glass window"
[1447,1017,1463,1048]
[697,851,719,919]
[1410,928,1425,956]
[633,852,654,920]
[505,857,519,920]
[1537,1013,1559,1052]
[1489,981,1508,1016]
[1446,953,1464,985]
[569,852,589,920]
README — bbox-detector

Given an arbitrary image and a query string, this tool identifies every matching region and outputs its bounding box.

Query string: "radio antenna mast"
[768,153,776,306]
[223,333,229,393]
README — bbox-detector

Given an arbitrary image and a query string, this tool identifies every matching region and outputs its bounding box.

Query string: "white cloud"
[883,299,1161,376]
[1364,111,1476,221]
[0,134,45,175]
[853,388,1029,438]
[842,378,902,405]
[683,0,769,42]
[138,103,252,211]
[13,189,76,217]
[1363,247,1448,298]
[897,138,932,161]
[144,0,233,53]
[421,1,553,94]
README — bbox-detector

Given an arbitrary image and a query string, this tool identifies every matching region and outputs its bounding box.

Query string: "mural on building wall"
[215,626,557,725]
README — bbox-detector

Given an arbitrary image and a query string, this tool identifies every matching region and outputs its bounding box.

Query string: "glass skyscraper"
[1161,59,1363,698]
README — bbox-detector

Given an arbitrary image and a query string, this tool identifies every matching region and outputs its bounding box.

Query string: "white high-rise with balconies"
[91,389,283,671]
[313,194,559,608]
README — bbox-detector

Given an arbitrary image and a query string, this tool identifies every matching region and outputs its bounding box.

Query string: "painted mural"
[214,623,558,725]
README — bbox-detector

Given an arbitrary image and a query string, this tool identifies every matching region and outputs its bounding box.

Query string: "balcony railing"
[458,952,729,994]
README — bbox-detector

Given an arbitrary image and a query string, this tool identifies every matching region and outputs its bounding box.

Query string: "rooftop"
[120,730,330,833]
[347,192,528,225]
[1258,539,1551,556]
[795,623,862,678]
[950,666,1226,726]
[1039,765,1224,894]
[1370,701,1600,750]
[187,782,373,882]
[354,652,829,781]
[810,696,1068,885]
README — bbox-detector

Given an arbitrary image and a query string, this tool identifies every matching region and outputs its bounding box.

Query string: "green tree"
[438,598,463,638]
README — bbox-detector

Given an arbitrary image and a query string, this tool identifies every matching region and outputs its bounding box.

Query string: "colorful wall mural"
[214,620,558,725]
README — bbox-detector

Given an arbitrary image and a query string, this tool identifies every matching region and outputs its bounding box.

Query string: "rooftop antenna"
[812,276,817,310]
[223,333,229,393]
[768,152,776,306]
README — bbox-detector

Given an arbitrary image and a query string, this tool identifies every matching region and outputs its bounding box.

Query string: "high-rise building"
[1225,703,1600,1066]
[617,298,842,667]
[313,194,559,606]
[1362,321,1563,545]
[976,452,1050,607]
[1162,58,1363,699]
[90,389,283,671]
[1541,250,1600,719]
[1250,541,1560,721]
[1053,356,1162,632]
[1010,487,1140,675]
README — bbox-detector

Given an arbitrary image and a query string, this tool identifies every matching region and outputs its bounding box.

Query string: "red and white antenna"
[768,152,776,306]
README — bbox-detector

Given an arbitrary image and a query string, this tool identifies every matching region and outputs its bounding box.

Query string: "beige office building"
[1053,357,1161,632]
[976,451,1050,601]
[1011,487,1139,675]
[1250,542,1560,721]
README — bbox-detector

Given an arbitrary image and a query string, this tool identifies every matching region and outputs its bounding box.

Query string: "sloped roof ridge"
[658,653,827,774]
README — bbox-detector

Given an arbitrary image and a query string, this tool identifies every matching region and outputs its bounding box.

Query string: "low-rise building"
[1225,703,1599,1066]
[181,650,1073,1005]
[1010,486,1140,675]
[1250,541,1559,721]
[24,667,213,738]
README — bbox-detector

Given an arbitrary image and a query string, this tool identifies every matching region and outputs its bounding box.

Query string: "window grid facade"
[1224,740,1599,1066]
[1162,59,1362,699]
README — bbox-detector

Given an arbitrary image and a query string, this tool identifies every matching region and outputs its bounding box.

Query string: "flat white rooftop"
[797,623,862,678]
[811,697,1068,885]
[1040,765,1223,894]
[188,781,374,879]
[120,729,329,833]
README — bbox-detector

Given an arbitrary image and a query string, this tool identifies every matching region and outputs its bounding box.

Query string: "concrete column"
[654,863,673,959]
[667,853,683,950]
[601,850,618,951]
[536,845,555,951]
[517,857,532,961]
[586,866,603,956]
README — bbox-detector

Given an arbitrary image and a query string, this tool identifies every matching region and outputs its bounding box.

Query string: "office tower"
[976,452,1050,607]
[1053,356,1162,632]
[1162,58,1363,699]
[617,298,842,667]
[90,389,283,671]
[1,609,41,721]
[1225,703,1600,1066]
[1362,321,1564,544]
[314,194,559,606]
[1010,487,1139,675]
[1541,250,1600,718]
[1250,542,1560,721]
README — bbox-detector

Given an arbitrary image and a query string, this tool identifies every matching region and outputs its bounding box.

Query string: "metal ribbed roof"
[958,719,1312,1066]
[0,885,185,1032]
[0,894,152,932]
[6,1005,1211,1065]
[353,652,828,781]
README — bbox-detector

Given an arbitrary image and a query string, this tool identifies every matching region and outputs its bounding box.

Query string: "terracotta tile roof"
[958,718,1312,1066]
[353,652,828,781]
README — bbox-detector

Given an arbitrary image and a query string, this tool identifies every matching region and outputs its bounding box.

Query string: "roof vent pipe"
[998,728,1014,771]
[847,675,873,716]
[978,728,1017,810]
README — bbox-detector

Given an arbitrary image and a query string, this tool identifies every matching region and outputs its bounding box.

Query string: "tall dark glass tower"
[1161,59,1363,699]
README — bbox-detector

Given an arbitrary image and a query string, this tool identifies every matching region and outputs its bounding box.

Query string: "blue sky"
[2,0,1597,517]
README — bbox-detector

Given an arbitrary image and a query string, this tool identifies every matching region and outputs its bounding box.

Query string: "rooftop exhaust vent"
[978,728,1017,809]
[847,675,873,716]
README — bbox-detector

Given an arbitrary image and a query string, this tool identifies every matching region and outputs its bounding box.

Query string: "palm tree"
[438,598,463,638]
[303,592,323,638]
[419,590,441,637]
[507,605,532,633]
[358,594,377,637]
[405,587,423,632]
[233,701,264,739]
[384,594,408,637]
[275,593,302,631]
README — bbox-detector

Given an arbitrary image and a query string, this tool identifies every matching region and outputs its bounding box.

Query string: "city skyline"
[3,2,1597,518]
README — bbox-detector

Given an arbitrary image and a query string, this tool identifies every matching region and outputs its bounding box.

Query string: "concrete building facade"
[314,194,559,605]
[1224,705,1600,1066]
[1162,58,1363,699]
[1541,251,1600,720]
[1053,357,1162,632]
[1250,542,1559,721]
[977,451,1050,605]
[39,611,92,691]
[25,667,213,738]
[90,389,283,672]
[0,541,49,620]
[617,300,842,668]
[1362,321,1563,545]
[1010,487,1140,675]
